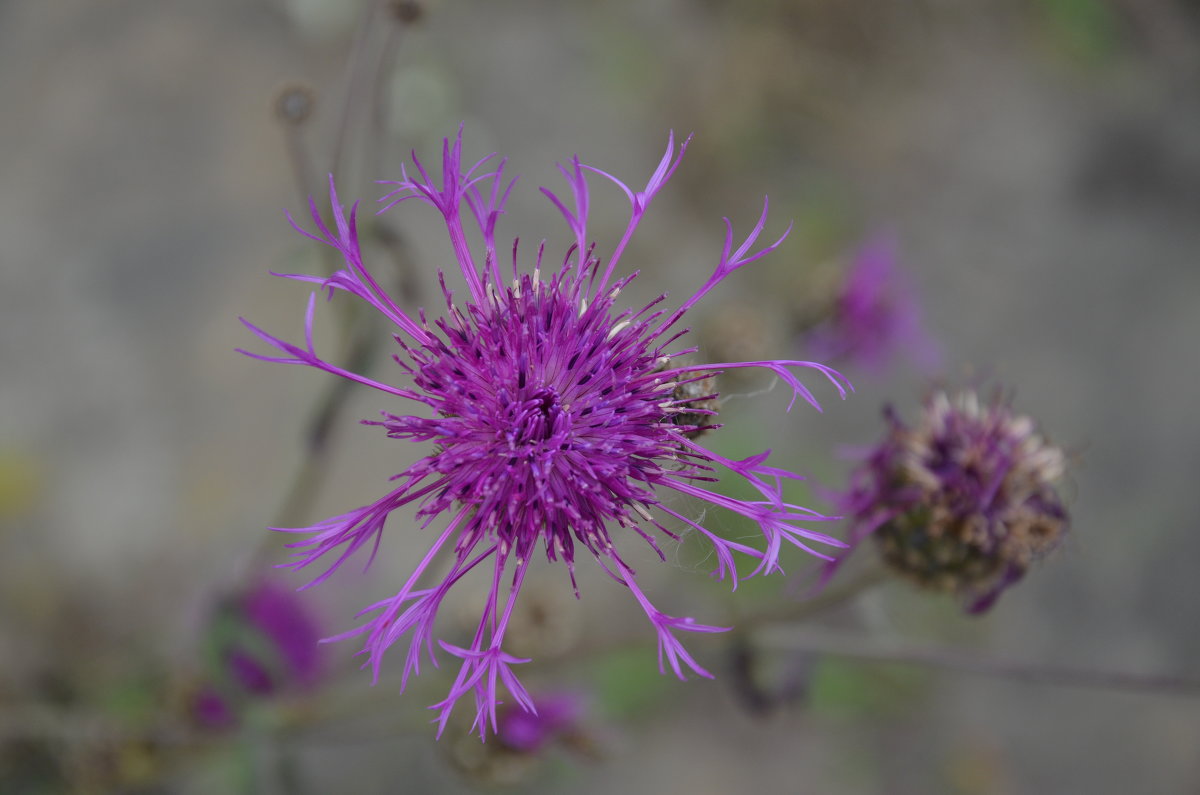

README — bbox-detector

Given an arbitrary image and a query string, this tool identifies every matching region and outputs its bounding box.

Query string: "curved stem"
[246,2,428,578]
[549,563,890,666]
[753,629,1200,696]
[736,564,891,629]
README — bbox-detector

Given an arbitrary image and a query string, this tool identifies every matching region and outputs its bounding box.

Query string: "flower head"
[801,234,940,376]
[495,691,585,753]
[189,579,324,728]
[239,128,850,737]
[830,389,1069,613]
[448,691,597,783]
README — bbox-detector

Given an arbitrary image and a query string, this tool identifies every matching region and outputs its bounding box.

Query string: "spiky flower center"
[379,273,686,564]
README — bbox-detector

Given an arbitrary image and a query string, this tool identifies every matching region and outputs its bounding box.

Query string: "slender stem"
[736,563,891,628]
[549,563,890,666]
[754,629,1200,696]
[368,17,405,179]
[373,221,423,308]
[329,0,384,182]
[0,705,194,746]
[248,4,425,569]
[269,317,382,533]
[280,115,317,209]
[547,561,1200,699]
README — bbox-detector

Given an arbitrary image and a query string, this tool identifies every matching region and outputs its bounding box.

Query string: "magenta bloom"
[191,579,324,728]
[496,692,585,753]
[240,129,850,738]
[804,234,939,376]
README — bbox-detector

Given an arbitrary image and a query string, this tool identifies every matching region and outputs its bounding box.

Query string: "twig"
[754,629,1200,696]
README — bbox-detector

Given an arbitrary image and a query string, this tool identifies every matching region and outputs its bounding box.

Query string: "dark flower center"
[513,386,566,445]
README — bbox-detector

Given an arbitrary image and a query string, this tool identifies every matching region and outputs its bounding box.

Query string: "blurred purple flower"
[240,128,850,738]
[496,692,584,753]
[827,389,1069,613]
[190,579,324,727]
[804,234,939,376]
[190,686,236,729]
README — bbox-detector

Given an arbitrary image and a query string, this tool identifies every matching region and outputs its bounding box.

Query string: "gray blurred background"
[2,0,1199,792]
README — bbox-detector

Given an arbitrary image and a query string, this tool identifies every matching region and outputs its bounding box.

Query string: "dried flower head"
[832,389,1069,613]
[240,128,850,737]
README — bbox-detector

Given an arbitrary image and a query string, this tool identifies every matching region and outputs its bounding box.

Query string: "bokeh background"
[2,0,1199,792]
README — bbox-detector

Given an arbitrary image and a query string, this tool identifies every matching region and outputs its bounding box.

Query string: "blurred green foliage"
[807,657,929,718]
[1032,0,1122,67]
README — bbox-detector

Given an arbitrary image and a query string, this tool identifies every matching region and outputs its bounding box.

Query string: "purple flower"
[191,579,324,727]
[190,686,236,729]
[803,234,939,376]
[240,128,850,738]
[496,691,584,753]
[450,691,598,783]
[828,389,1069,613]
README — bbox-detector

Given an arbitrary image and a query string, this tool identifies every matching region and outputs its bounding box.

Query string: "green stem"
[753,629,1200,695]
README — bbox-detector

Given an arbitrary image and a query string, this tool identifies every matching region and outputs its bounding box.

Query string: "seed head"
[832,389,1069,613]
[273,84,316,127]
